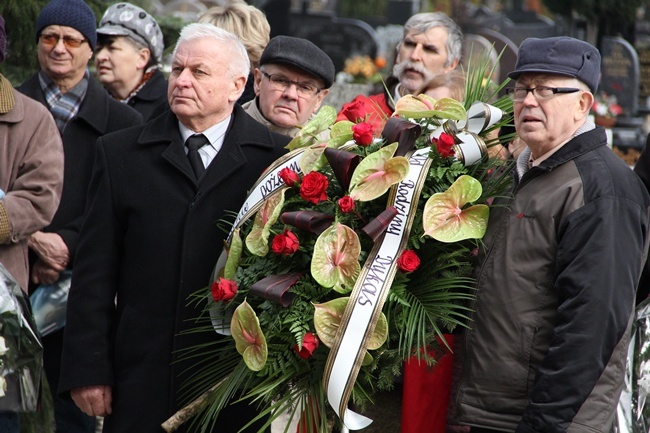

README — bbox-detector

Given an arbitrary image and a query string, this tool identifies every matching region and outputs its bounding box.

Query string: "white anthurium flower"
[0,337,8,356]
[0,375,6,398]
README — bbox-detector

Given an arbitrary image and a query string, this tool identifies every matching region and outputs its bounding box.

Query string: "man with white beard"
[337,12,462,127]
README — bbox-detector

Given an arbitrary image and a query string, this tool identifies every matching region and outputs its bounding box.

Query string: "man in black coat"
[59,23,289,433]
[17,1,142,431]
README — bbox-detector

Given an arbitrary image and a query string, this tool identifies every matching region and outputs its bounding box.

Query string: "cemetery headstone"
[635,20,650,110]
[600,36,640,117]
[474,28,518,90]
[292,15,379,73]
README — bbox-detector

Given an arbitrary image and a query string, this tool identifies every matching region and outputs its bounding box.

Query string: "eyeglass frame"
[39,33,88,49]
[260,70,323,97]
[506,86,582,102]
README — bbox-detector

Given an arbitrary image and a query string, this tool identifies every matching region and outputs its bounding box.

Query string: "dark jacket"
[59,105,289,433]
[17,73,142,262]
[123,68,168,121]
[634,134,650,304]
[457,127,650,433]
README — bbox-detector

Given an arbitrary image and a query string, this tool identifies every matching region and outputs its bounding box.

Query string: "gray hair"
[401,12,463,68]
[172,22,250,79]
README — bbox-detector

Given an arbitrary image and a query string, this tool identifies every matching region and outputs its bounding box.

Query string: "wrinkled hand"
[28,231,69,270]
[71,385,112,417]
[31,259,61,285]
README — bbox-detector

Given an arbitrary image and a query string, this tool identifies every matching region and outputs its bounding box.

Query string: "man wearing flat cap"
[456,36,650,433]
[17,0,141,431]
[243,35,334,138]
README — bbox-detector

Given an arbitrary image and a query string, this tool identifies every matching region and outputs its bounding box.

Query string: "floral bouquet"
[591,91,623,118]
[337,55,387,85]
[164,64,514,433]
[0,264,42,412]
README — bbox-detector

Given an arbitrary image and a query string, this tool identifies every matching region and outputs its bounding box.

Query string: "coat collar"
[18,72,120,136]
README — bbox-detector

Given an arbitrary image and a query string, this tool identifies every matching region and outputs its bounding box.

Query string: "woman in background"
[198,1,270,104]
[95,2,166,120]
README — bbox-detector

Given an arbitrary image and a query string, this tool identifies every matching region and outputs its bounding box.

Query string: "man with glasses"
[243,35,334,138]
[455,37,650,433]
[17,0,141,432]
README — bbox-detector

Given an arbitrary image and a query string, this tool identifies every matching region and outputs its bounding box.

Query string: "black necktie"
[186,134,208,178]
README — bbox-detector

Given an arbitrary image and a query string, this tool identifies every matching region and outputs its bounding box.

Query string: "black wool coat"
[17,73,143,262]
[59,105,289,433]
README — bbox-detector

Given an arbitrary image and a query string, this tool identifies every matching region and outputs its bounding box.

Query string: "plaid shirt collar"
[38,69,89,132]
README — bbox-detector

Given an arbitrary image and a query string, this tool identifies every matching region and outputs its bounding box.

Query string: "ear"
[312,89,329,113]
[253,68,262,96]
[576,90,594,120]
[137,48,151,70]
[443,58,460,73]
[228,74,247,103]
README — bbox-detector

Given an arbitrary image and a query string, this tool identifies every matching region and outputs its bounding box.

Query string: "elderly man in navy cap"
[455,37,650,433]
[243,35,334,138]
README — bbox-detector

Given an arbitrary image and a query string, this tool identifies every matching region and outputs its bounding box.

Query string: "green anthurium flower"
[422,174,489,242]
[349,142,410,202]
[245,189,286,256]
[394,95,466,121]
[311,223,360,293]
[224,228,242,281]
[299,142,329,175]
[231,300,267,371]
[314,297,349,348]
[314,297,389,352]
[286,106,337,151]
[367,312,388,350]
[328,120,355,147]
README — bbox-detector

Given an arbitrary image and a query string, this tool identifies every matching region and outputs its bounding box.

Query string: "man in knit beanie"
[17,1,142,432]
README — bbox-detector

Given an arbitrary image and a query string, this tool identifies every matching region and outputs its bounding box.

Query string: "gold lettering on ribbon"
[323,149,432,429]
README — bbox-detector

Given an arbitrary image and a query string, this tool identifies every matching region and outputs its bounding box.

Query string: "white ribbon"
[323,148,433,430]
[432,101,504,166]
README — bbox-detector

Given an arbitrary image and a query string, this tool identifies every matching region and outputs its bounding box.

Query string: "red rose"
[352,122,375,146]
[211,277,238,302]
[271,230,300,256]
[278,167,300,187]
[432,132,455,158]
[293,332,319,359]
[397,249,420,273]
[338,196,355,213]
[299,172,329,204]
[339,100,367,123]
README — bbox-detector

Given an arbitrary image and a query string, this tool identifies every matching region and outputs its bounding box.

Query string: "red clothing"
[402,335,455,433]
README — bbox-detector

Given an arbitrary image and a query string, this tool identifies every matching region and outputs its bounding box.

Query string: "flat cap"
[508,37,601,93]
[260,36,335,89]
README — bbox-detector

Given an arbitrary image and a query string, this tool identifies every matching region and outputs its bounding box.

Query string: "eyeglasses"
[261,71,322,97]
[39,33,88,49]
[506,86,582,102]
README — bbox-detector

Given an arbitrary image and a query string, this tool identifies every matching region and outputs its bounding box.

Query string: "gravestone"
[474,28,518,88]
[600,36,640,117]
[291,15,379,73]
[462,34,500,82]
[635,20,650,110]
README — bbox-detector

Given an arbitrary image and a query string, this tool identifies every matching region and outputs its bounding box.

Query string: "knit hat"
[0,16,6,63]
[36,0,97,51]
[260,36,335,89]
[508,37,601,93]
[98,3,164,63]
